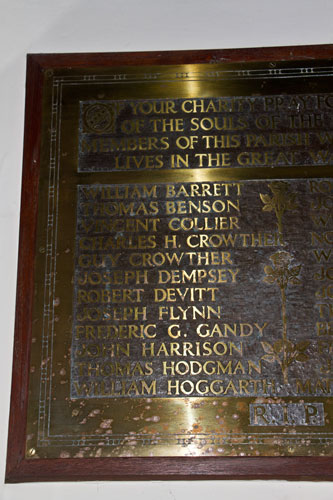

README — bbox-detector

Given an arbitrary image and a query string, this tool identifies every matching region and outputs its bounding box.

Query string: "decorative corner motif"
[83,103,116,133]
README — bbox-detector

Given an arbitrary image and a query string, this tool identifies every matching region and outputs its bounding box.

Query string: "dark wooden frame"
[6,44,333,482]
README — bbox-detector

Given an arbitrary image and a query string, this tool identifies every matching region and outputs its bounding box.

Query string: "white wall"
[1,0,333,497]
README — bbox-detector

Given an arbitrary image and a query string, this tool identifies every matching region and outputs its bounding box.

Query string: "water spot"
[100,418,113,429]
[88,409,100,417]
[145,415,160,423]
[74,450,85,458]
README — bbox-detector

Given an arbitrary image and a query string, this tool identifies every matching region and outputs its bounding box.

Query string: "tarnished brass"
[26,59,333,459]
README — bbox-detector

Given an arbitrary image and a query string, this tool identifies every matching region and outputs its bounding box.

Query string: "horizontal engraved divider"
[75,164,333,185]
[53,62,333,84]
[33,430,333,450]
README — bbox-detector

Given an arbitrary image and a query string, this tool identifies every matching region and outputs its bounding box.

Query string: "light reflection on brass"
[26,59,333,459]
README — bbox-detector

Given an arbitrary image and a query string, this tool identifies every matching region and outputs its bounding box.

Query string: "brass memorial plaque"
[7,48,333,481]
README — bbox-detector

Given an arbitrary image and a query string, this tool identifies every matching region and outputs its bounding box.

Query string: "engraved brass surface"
[26,60,333,459]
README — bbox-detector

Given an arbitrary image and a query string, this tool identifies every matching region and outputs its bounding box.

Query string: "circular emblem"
[84,104,113,133]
